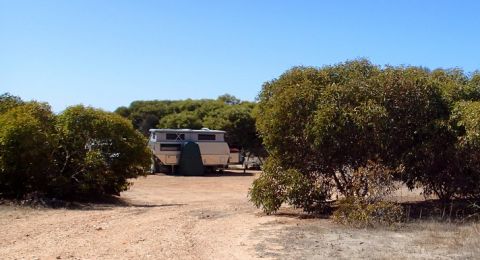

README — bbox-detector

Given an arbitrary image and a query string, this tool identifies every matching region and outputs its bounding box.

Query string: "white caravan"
[148,128,230,173]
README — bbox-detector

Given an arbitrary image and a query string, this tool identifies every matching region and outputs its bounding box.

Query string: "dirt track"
[0,171,274,259]
[1,171,479,259]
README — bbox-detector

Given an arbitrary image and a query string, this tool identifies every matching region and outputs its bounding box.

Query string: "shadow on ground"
[0,194,187,211]
[67,195,188,211]
[153,170,256,177]
[402,199,480,222]
[254,198,480,223]
[204,170,255,177]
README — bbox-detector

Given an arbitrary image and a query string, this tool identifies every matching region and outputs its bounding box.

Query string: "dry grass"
[411,221,480,258]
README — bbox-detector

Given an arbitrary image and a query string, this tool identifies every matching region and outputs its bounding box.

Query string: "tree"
[252,60,389,213]
[0,93,23,114]
[217,94,241,105]
[0,102,57,197]
[396,70,480,201]
[203,103,261,154]
[409,101,480,200]
[251,59,480,214]
[114,106,130,118]
[157,111,203,129]
[53,105,151,198]
[467,71,480,101]
[0,100,151,200]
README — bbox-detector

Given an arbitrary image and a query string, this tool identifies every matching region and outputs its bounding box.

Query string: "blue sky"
[1,1,479,112]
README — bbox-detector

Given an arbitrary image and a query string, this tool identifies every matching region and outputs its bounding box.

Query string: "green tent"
[179,141,205,176]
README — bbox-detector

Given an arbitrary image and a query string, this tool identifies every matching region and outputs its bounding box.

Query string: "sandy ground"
[1,171,479,259]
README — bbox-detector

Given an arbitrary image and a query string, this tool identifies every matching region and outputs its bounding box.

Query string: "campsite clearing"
[0,171,478,259]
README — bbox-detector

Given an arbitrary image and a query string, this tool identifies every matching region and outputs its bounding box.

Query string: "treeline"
[0,94,150,199]
[250,59,480,224]
[114,94,265,157]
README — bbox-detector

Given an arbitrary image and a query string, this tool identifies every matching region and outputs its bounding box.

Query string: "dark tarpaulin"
[179,141,205,176]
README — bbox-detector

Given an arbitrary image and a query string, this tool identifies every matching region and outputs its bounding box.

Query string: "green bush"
[399,100,480,201]
[0,93,23,114]
[252,60,399,212]
[251,59,480,214]
[0,98,151,200]
[249,158,290,214]
[249,157,331,214]
[0,102,57,198]
[453,101,480,147]
[53,105,151,198]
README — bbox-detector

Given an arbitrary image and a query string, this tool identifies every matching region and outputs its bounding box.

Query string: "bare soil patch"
[1,170,478,259]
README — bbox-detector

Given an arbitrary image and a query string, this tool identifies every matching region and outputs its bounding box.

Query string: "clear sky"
[1,1,479,112]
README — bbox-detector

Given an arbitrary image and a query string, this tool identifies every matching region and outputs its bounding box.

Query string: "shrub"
[333,162,404,228]
[53,105,151,198]
[249,172,284,214]
[0,102,57,197]
[0,102,151,199]
[0,93,23,114]
[453,101,480,147]
[249,157,331,214]
[251,59,480,214]
[377,67,448,166]
[445,101,480,199]
[400,101,480,201]
[252,60,406,213]
[333,197,404,228]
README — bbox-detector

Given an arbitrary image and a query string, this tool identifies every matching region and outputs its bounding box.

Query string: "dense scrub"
[0,94,150,199]
[250,60,480,217]
[0,101,57,197]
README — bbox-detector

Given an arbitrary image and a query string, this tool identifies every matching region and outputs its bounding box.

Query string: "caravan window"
[160,144,181,151]
[198,134,216,141]
[166,133,185,140]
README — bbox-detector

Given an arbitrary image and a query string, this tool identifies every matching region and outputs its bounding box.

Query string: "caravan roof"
[149,128,226,134]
